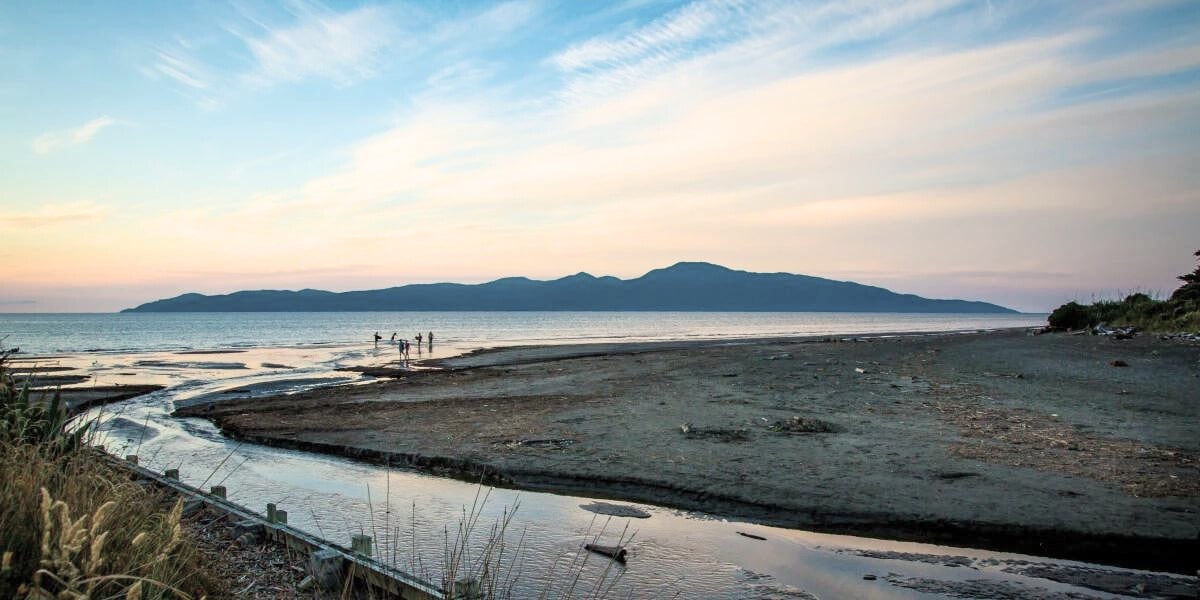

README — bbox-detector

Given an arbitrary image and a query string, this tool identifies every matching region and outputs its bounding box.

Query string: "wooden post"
[308,548,344,591]
[275,509,287,524]
[266,503,277,523]
[164,468,179,480]
[350,534,373,557]
[209,485,226,499]
[125,454,138,465]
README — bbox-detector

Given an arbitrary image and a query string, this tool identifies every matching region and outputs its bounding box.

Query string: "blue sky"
[2,0,1199,312]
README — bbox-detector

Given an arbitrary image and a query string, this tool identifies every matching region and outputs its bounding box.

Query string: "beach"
[176,329,1200,573]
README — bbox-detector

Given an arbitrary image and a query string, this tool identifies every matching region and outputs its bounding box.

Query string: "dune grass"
[0,354,217,600]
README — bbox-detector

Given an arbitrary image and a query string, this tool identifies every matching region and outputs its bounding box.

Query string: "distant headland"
[122,262,1017,313]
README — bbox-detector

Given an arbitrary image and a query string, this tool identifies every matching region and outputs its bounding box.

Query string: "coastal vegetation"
[1048,250,1200,332]
[0,355,214,599]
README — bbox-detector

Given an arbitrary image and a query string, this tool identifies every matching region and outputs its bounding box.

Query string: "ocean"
[0,310,1046,355]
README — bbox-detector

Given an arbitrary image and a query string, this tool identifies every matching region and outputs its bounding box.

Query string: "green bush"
[1048,301,1095,330]
[1045,250,1200,333]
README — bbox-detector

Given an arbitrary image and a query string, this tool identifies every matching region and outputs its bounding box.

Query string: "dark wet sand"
[176,330,1200,573]
[59,385,165,412]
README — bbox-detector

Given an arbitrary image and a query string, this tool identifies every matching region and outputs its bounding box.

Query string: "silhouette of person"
[390,332,397,344]
[428,331,433,348]
[374,332,382,347]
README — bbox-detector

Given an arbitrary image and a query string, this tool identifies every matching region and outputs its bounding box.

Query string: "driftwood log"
[584,543,627,563]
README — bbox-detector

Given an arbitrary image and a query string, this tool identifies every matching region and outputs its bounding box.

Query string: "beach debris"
[680,423,750,442]
[737,531,766,540]
[499,438,575,449]
[768,416,841,434]
[1108,359,1129,367]
[584,543,627,563]
[765,353,793,361]
[296,575,315,592]
[579,502,651,519]
[981,371,1024,379]
[863,574,877,581]
[1094,323,1138,339]
[232,520,265,541]
[1159,332,1200,343]
[854,367,868,374]
[934,471,979,481]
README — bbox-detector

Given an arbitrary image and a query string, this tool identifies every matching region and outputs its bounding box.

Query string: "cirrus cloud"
[31,116,117,156]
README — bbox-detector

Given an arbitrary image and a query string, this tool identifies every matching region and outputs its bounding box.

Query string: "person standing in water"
[428,331,433,348]
[374,332,382,347]
[390,332,397,345]
[415,332,423,346]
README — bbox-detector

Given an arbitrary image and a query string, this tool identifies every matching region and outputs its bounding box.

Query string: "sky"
[2,0,1198,313]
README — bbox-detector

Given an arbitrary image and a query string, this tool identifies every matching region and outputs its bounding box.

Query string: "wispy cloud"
[31,116,117,155]
[550,0,964,102]
[0,201,109,228]
[428,1,537,48]
[552,0,750,72]
[141,2,400,105]
[150,48,210,89]
[238,4,395,87]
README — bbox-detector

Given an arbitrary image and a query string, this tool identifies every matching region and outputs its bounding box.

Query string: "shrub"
[1048,301,1094,330]
[1170,282,1200,303]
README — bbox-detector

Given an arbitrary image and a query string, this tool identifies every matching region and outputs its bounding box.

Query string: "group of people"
[373,330,434,359]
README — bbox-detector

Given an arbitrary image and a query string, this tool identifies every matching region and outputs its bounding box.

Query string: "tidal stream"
[21,339,1188,599]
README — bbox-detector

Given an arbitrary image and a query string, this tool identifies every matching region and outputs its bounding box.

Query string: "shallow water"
[0,311,1045,355]
[8,312,1190,598]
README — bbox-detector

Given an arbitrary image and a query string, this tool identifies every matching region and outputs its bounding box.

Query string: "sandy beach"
[175,329,1200,573]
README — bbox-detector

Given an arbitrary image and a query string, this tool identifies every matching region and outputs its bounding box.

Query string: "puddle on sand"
[58,345,1197,599]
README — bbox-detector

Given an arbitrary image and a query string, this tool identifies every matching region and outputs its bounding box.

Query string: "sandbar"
[175,330,1200,572]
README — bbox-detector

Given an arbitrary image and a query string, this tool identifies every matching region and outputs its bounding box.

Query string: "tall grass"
[360,481,630,599]
[435,490,632,600]
[0,354,215,599]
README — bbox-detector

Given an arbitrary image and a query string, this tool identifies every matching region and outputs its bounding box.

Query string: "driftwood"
[584,543,627,563]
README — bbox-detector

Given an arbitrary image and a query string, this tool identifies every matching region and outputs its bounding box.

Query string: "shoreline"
[175,329,1200,573]
[204,418,1198,574]
[421,326,1036,370]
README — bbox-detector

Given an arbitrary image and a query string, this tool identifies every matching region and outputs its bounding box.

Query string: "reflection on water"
[27,339,1179,598]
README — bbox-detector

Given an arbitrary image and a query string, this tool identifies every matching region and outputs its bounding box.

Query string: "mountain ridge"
[122,262,1017,313]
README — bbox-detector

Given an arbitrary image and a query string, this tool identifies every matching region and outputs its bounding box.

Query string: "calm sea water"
[0,311,1046,355]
